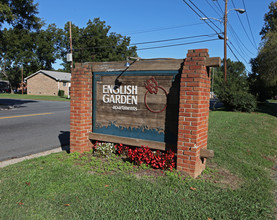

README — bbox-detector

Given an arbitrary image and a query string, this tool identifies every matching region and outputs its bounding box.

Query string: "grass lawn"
[0,103,276,219]
[0,93,70,102]
[268,99,277,103]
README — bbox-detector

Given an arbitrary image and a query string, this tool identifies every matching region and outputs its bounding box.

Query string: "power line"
[227,42,240,61]
[227,42,251,73]
[123,22,206,35]
[228,23,256,56]
[228,27,250,58]
[182,0,221,34]
[204,0,222,18]
[137,38,219,51]
[242,0,258,49]
[211,0,224,18]
[228,40,249,64]
[187,0,222,32]
[131,33,217,45]
[215,0,224,15]
[72,33,218,51]
[72,38,219,53]
[72,34,218,51]
[230,0,257,50]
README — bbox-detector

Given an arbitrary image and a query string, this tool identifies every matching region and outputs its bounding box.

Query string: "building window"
[63,82,67,87]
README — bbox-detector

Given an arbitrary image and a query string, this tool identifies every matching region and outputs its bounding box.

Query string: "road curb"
[0,147,67,168]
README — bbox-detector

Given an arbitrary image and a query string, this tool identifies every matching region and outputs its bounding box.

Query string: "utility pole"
[224,0,228,82]
[69,21,73,69]
[200,1,245,82]
[21,66,24,95]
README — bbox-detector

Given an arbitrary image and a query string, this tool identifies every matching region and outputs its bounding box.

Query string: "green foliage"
[250,2,277,100]
[218,89,256,112]
[91,154,135,173]
[0,0,42,90]
[252,32,277,86]
[249,32,277,100]
[248,68,277,101]
[58,90,65,97]
[260,1,277,38]
[69,152,81,160]
[35,24,65,70]
[0,0,41,30]
[214,59,257,112]
[93,142,116,158]
[164,170,183,180]
[62,18,137,72]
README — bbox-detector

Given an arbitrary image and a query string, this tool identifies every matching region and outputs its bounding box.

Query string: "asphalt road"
[0,99,70,162]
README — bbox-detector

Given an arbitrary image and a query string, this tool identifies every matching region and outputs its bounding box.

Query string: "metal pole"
[224,0,228,82]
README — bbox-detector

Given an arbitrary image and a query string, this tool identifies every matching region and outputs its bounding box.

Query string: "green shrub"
[219,88,257,112]
[58,90,64,97]
[213,59,257,112]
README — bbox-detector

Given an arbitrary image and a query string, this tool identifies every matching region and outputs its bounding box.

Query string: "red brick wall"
[177,49,211,178]
[70,63,93,153]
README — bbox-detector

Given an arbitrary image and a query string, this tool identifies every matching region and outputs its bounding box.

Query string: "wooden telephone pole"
[21,66,24,95]
[69,21,73,69]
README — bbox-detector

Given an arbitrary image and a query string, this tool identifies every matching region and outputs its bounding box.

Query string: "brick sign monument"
[70,49,220,178]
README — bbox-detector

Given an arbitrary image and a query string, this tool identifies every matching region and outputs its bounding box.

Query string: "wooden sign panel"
[93,70,180,145]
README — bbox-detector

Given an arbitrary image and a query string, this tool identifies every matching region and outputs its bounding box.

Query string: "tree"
[62,18,137,72]
[0,28,36,90]
[35,24,64,70]
[0,24,65,90]
[250,1,277,100]
[260,1,277,39]
[0,0,41,30]
[0,0,42,92]
[214,59,256,112]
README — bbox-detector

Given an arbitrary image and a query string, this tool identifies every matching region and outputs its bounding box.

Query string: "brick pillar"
[177,49,211,178]
[70,63,93,153]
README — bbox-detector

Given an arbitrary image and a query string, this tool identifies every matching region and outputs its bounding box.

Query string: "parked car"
[0,82,10,93]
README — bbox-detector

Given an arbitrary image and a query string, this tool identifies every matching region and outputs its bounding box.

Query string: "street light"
[124,57,141,67]
[200,2,245,82]
[229,8,246,14]
[200,17,223,23]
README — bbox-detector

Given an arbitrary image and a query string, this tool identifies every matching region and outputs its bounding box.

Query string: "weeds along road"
[0,99,70,162]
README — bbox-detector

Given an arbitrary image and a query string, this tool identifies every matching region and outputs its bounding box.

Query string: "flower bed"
[93,142,175,171]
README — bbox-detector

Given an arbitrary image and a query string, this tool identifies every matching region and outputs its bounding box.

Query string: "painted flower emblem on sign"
[145,77,159,94]
[144,77,168,113]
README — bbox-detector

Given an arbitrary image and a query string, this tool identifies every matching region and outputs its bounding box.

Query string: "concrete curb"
[0,147,66,168]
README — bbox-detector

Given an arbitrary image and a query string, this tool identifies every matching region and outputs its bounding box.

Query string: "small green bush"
[58,90,65,97]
